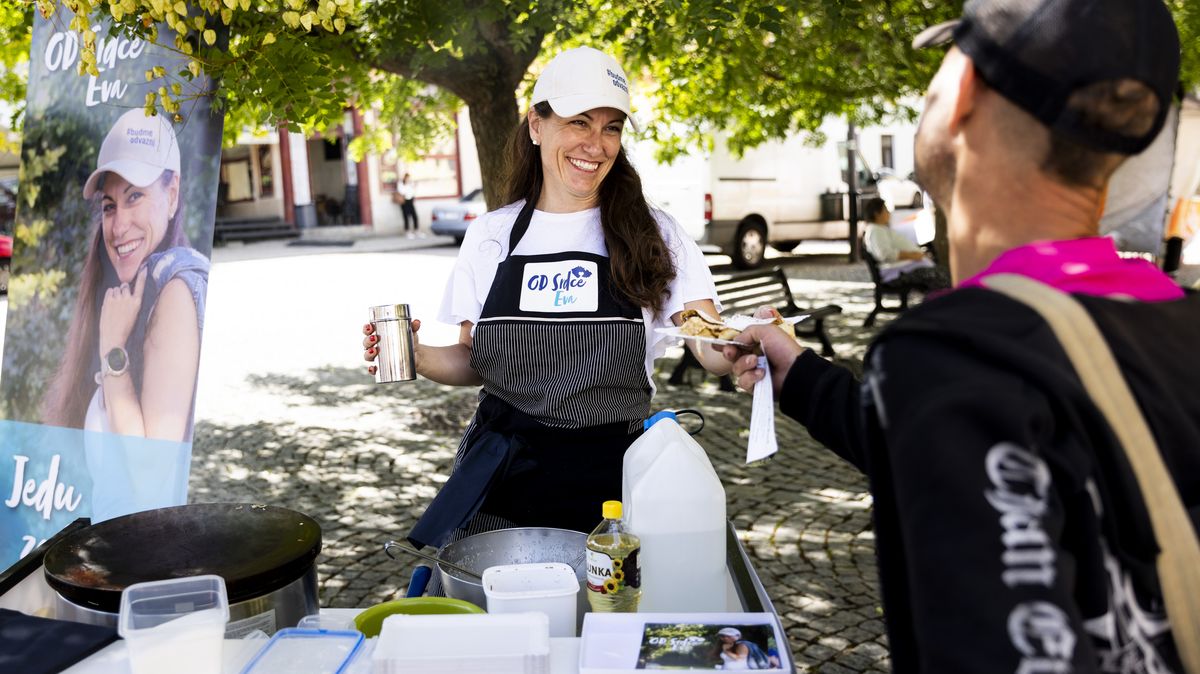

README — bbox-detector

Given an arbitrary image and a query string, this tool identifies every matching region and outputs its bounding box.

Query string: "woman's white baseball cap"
[83,109,181,199]
[717,627,742,638]
[531,46,640,132]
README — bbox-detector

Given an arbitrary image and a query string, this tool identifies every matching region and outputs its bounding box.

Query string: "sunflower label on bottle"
[585,500,642,612]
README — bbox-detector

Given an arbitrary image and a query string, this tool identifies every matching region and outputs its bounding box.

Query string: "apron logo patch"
[520,260,600,312]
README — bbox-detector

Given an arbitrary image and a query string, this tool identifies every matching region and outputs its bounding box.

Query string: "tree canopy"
[2,0,1198,207]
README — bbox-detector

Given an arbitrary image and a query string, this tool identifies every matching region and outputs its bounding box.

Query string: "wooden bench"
[861,238,947,328]
[668,267,842,390]
[861,245,918,328]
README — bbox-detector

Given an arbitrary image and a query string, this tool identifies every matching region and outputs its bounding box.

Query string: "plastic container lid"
[482,563,580,600]
[118,574,230,637]
[239,628,364,674]
[372,612,550,663]
[43,503,321,613]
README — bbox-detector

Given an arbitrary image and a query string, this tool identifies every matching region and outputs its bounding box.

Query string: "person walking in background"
[399,172,418,237]
[861,196,948,291]
[721,0,1196,670]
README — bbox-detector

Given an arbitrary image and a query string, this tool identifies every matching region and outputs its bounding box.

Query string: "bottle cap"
[643,410,677,430]
[602,500,622,520]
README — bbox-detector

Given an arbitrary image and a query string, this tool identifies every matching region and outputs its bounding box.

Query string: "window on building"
[380,150,399,193]
[320,137,341,161]
[407,154,459,199]
[258,145,274,198]
[880,135,894,170]
[220,152,254,204]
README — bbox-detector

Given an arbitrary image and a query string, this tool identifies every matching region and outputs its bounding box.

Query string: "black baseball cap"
[913,0,1180,155]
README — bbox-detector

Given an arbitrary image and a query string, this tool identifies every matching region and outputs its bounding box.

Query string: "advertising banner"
[0,6,222,566]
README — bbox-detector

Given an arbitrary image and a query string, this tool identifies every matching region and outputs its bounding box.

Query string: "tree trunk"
[461,87,521,210]
[372,24,545,212]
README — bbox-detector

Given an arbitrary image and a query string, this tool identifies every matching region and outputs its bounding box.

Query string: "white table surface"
[63,608,584,674]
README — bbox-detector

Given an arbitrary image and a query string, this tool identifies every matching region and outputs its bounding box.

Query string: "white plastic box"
[483,563,580,638]
[118,574,230,674]
[372,612,550,673]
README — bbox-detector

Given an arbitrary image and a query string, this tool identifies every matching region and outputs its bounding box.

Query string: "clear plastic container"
[239,628,365,674]
[118,574,230,674]
[483,563,580,637]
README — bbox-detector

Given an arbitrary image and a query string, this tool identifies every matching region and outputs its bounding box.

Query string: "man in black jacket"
[722,1,1198,671]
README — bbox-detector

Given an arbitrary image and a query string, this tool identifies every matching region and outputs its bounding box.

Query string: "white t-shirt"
[864,223,934,282]
[438,201,718,391]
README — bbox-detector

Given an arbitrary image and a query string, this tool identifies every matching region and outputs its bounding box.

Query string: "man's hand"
[715,323,806,394]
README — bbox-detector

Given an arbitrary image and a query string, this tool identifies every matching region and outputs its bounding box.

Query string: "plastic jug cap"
[643,410,677,430]
[602,500,622,520]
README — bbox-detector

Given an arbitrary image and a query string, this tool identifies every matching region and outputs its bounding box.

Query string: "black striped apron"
[408,199,652,548]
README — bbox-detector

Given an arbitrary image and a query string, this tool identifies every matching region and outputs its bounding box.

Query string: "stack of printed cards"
[579,612,791,672]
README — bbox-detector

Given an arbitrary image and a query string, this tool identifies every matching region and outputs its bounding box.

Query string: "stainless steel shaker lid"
[370,304,410,322]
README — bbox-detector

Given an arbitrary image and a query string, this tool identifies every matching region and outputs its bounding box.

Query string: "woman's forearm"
[101,374,149,437]
[676,299,734,376]
[416,342,483,386]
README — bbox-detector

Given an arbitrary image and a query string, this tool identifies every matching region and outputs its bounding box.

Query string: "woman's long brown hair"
[41,170,189,429]
[503,102,675,315]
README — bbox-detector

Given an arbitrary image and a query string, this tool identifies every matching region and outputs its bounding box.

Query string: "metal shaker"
[369,304,417,383]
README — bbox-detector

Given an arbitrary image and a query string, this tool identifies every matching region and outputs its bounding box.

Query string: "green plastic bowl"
[354,597,485,637]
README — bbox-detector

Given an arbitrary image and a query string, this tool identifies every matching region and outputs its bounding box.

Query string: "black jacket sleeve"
[778,349,868,472]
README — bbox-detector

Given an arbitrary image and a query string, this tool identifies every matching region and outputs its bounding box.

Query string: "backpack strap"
[983,273,1200,672]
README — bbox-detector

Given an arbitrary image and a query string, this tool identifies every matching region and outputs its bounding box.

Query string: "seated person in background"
[862,196,949,290]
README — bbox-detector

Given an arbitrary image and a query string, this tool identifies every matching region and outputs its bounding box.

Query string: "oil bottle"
[585,500,641,612]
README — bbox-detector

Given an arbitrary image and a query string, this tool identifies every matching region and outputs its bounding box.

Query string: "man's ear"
[947,50,979,137]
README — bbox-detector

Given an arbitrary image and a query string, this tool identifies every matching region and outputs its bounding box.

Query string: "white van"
[636,117,919,268]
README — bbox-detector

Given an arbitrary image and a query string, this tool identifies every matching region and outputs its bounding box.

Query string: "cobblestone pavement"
[186,240,898,672]
[184,239,1199,672]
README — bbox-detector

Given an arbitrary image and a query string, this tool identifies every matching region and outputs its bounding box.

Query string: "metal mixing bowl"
[436,527,589,629]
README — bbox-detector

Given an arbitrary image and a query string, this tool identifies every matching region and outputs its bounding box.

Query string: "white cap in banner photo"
[83,109,182,199]
[531,46,640,132]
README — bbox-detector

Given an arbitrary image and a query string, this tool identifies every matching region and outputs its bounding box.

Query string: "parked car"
[0,177,15,294]
[431,188,487,245]
[875,168,924,209]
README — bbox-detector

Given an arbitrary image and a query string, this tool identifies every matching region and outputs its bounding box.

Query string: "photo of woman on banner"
[39,109,209,519]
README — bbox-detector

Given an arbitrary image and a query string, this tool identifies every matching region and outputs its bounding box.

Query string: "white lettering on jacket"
[1009,601,1075,673]
[985,442,1056,588]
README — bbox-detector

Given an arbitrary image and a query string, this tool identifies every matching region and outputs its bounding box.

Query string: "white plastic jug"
[621,411,727,612]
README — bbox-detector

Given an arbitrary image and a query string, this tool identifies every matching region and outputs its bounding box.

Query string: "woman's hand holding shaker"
[362,304,418,383]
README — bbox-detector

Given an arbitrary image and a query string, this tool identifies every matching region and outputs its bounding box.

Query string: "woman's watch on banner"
[95,346,129,385]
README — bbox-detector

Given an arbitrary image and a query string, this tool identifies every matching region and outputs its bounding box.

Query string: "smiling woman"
[362,47,738,556]
[40,109,210,449]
